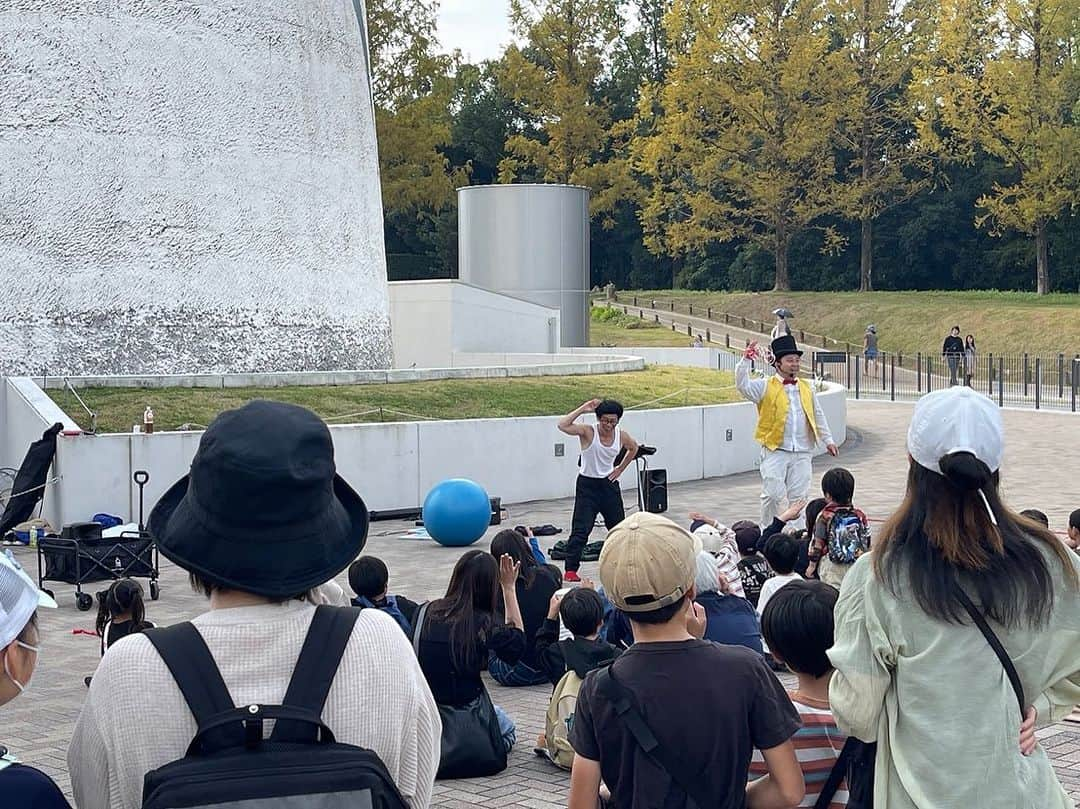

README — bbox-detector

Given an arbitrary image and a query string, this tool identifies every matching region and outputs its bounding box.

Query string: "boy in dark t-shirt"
[733,521,773,608]
[568,513,804,809]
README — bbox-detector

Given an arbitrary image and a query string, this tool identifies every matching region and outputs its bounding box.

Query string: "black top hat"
[770,334,803,361]
[148,401,368,599]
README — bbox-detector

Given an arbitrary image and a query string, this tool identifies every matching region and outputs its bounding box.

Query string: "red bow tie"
[782,378,799,385]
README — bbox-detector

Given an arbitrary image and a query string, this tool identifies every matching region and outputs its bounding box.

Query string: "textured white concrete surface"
[0,1,392,375]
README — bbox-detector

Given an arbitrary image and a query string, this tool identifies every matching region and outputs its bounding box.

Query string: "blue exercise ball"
[423,478,491,547]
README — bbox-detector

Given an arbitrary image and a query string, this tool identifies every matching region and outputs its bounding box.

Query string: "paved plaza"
[5,400,1079,806]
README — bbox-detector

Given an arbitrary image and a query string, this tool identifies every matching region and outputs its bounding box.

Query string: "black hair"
[560,588,605,637]
[873,453,1078,628]
[429,550,501,672]
[1070,509,1080,532]
[188,572,311,605]
[763,534,799,575]
[760,581,838,678]
[624,593,689,625]
[95,578,149,637]
[490,529,542,588]
[805,498,827,533]
[348,556,389,600]
[1019,509,1049,527]
[821,468,855,506]
[595,400,624,420]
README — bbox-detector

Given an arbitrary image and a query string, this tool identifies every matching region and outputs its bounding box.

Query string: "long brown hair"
[873,453,1077,628]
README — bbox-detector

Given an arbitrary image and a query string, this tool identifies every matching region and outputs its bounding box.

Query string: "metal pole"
[987,352,994,396]
[689,303,693,315]
[1023,353,1029,397]
[1058,354,1064,398]
[846,353,852,390]
[707,307,712,320]
[1073,359,1078,412]
[998,357,1004,407]
[1035,357,1042,410]
[881,354,886,392]
[855,356,861,399]
[725,333,730,348]
[927,356,933,392]
[890,353,896,401]
[917,353,922,392]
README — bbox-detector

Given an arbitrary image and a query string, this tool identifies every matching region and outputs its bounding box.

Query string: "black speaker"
[639,468,668,513]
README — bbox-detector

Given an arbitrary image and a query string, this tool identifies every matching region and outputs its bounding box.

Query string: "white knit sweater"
[68,602,441,809]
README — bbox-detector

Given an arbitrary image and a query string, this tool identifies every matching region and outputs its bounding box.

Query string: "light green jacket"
[829,551,1080,809]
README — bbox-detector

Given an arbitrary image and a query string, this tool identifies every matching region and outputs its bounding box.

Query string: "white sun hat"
[907,387,1004,475]
[0,550,57,649]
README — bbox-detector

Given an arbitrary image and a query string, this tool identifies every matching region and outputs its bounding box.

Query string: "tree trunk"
[1035,220,1050,295]
[773,221,791,291]
[859,217,873,292]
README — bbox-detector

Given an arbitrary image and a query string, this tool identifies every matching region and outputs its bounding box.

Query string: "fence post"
[890,353,896,401]
[687,323,692,336]
[1035,357,1042,409]
[846,353,852,390]
[1073,359,1078,412]
[1023,353,1029,397]
[639,309,643,320]
[633,295,637,306]
[881,354,886,392]
[987,353,994,396]
[741,316,747,329]
[670,301,675,312]
[689,303,693,316]
[706,328,711,342]
[855,355,861,399]
[707,307,712,320]
[998,357,1005,407]
[724,313,730,325]
[725,333,730,348]
[917,353,922,392]
[1058,354,1064,398]
[927,356,933,392]
[623,305,628,314]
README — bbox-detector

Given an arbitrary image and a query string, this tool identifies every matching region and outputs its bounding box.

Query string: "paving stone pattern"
[5,401,1079,807]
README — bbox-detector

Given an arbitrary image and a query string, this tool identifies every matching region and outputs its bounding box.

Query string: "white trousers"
[759,448,813,528]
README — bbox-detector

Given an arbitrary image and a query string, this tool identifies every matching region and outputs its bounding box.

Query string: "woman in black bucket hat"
[68,401,441,809]
[148,400,369,598]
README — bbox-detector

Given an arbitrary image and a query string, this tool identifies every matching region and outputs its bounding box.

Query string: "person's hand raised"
[779,499,807,523]
[498,553,520,588]
[582,398,602,412]
[743,341,759,360]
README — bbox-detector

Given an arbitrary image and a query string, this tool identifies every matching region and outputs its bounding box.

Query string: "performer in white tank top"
[557,399,639,582]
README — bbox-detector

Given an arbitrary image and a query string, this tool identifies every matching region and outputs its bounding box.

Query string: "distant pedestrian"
[964,334,977,387]
[863,325,879,377]
[771,308,793,340]
[942,326,964,386]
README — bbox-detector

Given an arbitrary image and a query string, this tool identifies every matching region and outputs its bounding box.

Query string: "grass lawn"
[50,366,739,434]
[589,308,703,348]
[620,290,1080,356]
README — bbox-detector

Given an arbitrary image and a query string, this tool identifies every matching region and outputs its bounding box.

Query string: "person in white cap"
[566,513,806,809]
[829,386,1080,809]
[0,550,70,808]
[737,335,838,528]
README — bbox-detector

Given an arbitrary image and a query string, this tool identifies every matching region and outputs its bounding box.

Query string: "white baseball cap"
[0,550,57,649]
[907,387,1004,475]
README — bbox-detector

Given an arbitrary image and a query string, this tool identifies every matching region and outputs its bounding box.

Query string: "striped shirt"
[749,693,848,808]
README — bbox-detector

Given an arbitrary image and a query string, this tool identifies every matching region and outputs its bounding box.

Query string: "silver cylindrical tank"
[458,184,590,348]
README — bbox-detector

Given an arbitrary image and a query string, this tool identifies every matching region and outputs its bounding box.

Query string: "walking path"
[6,401,1079,806]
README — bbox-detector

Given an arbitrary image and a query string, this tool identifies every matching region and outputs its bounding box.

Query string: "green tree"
[831,0,934,291]
[367,0,466,214]
[635,0,849,291]
[914,0,1080,294]
[497,0,623,186]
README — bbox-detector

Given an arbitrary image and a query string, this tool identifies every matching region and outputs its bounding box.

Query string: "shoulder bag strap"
[412,601,430,656]
[595,666,714,809]
[144,623,235,724]
[270,605,361,742]
[813,736,856,809]
[955,587,1026,716]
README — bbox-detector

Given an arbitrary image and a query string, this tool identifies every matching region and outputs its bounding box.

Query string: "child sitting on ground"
[95,579,154,656]
[348,556,419,634]
[807,468,870,590]
[535,582,621,769]
[750,581,849,808]
[757,534,802,671]
[734,520,773,608]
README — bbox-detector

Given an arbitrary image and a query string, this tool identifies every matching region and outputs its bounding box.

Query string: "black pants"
[565,474,625,571]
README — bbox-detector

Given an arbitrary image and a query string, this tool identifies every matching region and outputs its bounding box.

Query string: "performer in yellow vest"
[736,335,839,527]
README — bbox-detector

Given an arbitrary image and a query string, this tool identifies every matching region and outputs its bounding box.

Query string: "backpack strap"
[411,601,430,655]
[954,588,1026,716]
[144,622,235,725]
[270,605,361,742]
[813,736,855,809]
[594,666,713,809]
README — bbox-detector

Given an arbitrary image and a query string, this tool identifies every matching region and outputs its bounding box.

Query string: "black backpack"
[141,605,409,809]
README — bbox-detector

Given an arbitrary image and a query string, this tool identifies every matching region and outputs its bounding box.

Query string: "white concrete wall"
[564,346,739,371]
[389,281,560,368]
[0,1,392,375]
[10,382,846,526]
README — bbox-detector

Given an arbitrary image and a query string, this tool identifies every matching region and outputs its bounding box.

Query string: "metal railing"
[815,351,1080,411]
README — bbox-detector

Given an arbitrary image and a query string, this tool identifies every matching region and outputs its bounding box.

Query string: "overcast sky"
[437,0,515,63]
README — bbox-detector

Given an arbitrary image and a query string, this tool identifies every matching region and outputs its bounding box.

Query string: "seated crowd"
[1,389,1079,809]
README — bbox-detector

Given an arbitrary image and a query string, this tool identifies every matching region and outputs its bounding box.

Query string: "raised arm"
[735,342,768,404]
[559,399,600,444]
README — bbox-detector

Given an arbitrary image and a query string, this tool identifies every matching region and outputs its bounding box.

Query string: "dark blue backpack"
[142,606,409,809]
